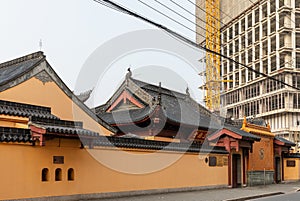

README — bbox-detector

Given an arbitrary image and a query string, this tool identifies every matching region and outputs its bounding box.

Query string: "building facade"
[196,0,300,146]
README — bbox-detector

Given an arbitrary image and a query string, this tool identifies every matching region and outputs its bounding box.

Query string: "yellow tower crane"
[204,0,221,112]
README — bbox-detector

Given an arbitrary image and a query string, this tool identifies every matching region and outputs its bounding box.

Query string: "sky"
[0,0,205,107]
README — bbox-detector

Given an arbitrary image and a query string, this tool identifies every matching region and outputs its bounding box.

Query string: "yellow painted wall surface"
[248,136,274,171]
[0,77,111,135]
[283,158,300,181]
[0,140,228,200]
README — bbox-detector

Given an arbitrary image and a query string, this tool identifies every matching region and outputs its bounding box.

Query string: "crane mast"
[205,0,221,112]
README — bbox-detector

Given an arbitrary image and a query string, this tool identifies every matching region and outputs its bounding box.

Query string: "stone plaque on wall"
[53,156,64,164]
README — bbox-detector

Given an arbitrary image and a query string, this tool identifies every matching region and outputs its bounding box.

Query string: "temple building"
[0,52,297,200]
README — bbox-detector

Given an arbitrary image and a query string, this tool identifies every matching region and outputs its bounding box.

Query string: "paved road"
[81,182,300,201]
[251,192,300,201]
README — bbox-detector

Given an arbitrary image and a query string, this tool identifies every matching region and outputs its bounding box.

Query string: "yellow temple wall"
[283,158,300,181]
[0,77,111,135]
[0,139,228,200]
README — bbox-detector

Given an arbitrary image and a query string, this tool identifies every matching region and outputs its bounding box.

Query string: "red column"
[228,153,232,187]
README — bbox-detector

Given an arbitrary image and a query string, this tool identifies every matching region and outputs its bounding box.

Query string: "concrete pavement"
[82,181,300,201]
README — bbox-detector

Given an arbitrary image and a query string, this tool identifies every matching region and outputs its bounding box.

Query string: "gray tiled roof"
[275,136,296,146]
[0,127,32,143]
[30,116,99,137]
[208,124,261,141]
[98,78,220,129]
[0,52,44,87]
[0,100,58,119]
[84,136,228,154]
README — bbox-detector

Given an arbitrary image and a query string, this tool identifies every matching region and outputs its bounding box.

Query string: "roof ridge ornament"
[157,82,162,105]
[126,67,132,79]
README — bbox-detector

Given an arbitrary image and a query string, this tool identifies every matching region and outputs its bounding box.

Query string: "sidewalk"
[85,181,300,201]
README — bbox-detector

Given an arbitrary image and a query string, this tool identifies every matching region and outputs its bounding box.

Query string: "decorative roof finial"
[126,67,132,79]
[186,87,190,97]
[157,82,162,105]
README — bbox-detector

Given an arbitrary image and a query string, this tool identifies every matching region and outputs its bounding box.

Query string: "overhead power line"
[92,0,300,91]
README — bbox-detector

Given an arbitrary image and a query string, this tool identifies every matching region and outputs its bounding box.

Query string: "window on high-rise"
[262,22,268,37]
[229,27,233,40]
[229,43,233,56]
[241,52,246,64]
[241,34,245,48]
[263,59,268,74]
[262,3,268,18]
[296,33,300,48]
[271,36,276,52]
[270,17,276,33]
[223,31,227,43]
[248,31,253,45]
[270,0,276,14]
[254,63,260,78]
[296,13,300,28]
[248,13,252,29]
[255,9,259,23]
[296,53,300,68]
[248,48,253,63]
[255,26,259,42]
[234,39,239,53]
[262,40,268,56]
[271,56,277,71]
[234,23,239,36]
[255,45,260,60]
[241,18,245,32]
[296,0,300,8]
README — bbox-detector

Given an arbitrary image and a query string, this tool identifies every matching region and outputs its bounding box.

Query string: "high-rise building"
[196,0,300,146]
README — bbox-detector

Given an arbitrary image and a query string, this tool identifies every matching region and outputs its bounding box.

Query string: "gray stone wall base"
[7,184,229,201]
[247,170,274,186]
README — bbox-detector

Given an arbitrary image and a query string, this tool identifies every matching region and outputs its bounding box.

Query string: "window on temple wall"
[42,168,49,182]
[55,168,62,181]
[208,156,217,166]
[68,168,74,181]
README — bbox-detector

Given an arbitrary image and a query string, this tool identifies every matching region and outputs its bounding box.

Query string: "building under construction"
[196,0,300,147]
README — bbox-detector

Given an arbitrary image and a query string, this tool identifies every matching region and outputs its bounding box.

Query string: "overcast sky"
[0,0,206,106]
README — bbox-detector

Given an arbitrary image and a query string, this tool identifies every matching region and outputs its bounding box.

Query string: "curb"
[223,192,284,201]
